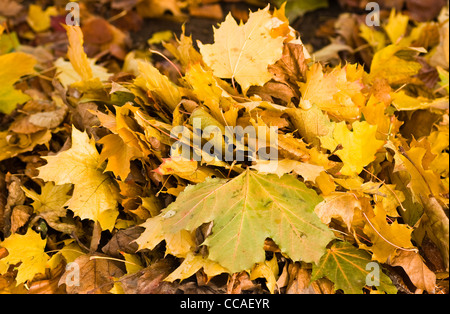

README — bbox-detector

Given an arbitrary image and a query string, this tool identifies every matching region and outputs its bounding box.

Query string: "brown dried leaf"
[120,258,178,294]
[102,226,144,258]
[28,262,66,294]
[10,205,33,234]
[389,250,437,293]
[82,18,114,45]
[0,0,23,17]
[189,4,223,20]
[286,262,314,294]
[59,254,125,294]
[269,43,308,91]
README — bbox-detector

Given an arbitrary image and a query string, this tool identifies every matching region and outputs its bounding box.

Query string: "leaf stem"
[362,168,406,211]
[362,212,418,253]
[150,49,183,78]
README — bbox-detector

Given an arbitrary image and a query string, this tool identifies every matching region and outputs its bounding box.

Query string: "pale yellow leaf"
[198,6,284,92]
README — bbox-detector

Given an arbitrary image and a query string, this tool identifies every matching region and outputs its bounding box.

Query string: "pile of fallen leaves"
[0,0,449,294]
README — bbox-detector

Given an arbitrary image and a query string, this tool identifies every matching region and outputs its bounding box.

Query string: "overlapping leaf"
[155,170,335,272]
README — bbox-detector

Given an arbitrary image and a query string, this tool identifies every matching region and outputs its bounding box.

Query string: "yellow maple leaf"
[367,45,423,85]
[135,215,195,258]
[184,63,236,126]
[0,130,52,162]
[163,25,203,67]
[54,58,111,89]
[27,4,58,33]
[250,255,279,294]
[299,63,365,121]
[37,128,119,230]
[359,24,386,52]
[56,25,111,89]
[319,121,385,176]
[391,142,447,204]
[198,6,285,92]
[0,229,49,284]
[314,192,362,231]
[22,182,75,234]
[0,52,36,114]
[251,159,325,183]
[384,9,409,44]
[361,95,402,141]
[63,24,92,81]
[362,204,415,263]
[391,90,449,111]
[164,252,229,282]
[135,61,181,112]
[22,182,71,216]
[98,133,144,180]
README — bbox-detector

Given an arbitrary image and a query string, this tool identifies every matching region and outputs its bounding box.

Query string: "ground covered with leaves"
[0,0,449,294]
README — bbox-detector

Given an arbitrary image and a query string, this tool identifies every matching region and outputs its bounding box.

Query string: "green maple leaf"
[311,241,397,294]
[159,170,335,273]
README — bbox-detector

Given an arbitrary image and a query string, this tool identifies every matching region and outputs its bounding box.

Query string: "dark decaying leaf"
[59,254,125,294]
[102,226,145,258]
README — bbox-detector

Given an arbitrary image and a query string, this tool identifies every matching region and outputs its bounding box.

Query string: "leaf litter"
[0,0,449,294]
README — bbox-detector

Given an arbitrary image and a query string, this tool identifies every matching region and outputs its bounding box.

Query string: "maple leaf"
[250,255,279,294]
[389,250,436,293]
[362,204,415,263]
[198,6,285,92]
[55,25,111,89]
[319,121,385,176]
[163,25,203,67]
[135,61,182,112]
[55,58,111,89]
[361,95,402,141]
[268,42,308,90]
[135,215,195,258]
[37,127,119,231]
[391,90,449,111]
[98,133,143,180]
[299,63,365,121]
[184,63,236,126]
[1,1,448,295]
[0,130,52,162]
[22,182,75,234]
[0,52,36,114]
[164,252,229,283]
[157,170,335,272]
[0,229,49,284]
[314,192,362,231]
[367,45,423,85]
[59,253,124,294]
[311,241,397,294]
[391,141,447,203]
[154,157,216,183]
[287,105,334,147]
[251,159,326,183]
[359,24,386,52]
[383,9,409,44]
[26,4,57,33]
[63,25,93,82]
